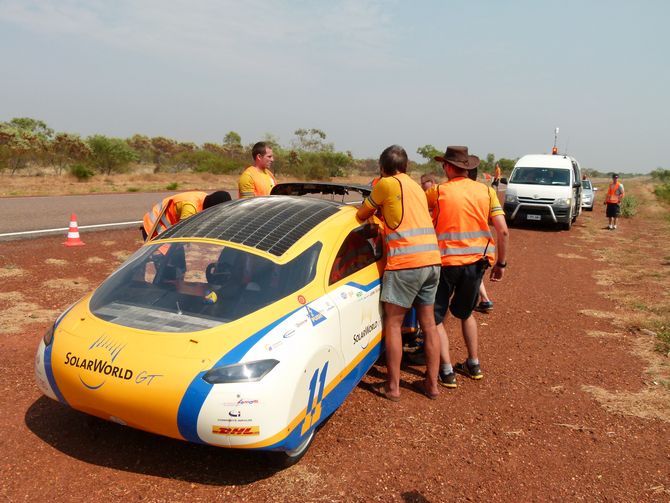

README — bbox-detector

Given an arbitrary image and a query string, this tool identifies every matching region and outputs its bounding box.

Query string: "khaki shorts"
[380,265,440,309]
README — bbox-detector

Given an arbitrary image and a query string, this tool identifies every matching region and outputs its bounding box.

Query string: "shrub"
[127,187,140,192]
[654,183,670,205]
[621,194,639,217]
[166,182,179,190]
[69,163,95,181]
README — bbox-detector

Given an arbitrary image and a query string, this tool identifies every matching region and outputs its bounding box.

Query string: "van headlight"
[555,197,572,206]
[202,359,279,384]
[505,194,517,203]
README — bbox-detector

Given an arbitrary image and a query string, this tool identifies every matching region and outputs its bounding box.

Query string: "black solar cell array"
[158,196,341,256]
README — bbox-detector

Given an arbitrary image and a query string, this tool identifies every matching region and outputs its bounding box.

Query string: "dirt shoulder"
[0,180,668,502]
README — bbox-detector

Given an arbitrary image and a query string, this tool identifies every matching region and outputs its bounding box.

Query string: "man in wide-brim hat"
[426,146,510,388]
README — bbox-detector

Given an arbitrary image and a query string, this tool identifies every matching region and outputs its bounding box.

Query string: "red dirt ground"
[1,208,668,502]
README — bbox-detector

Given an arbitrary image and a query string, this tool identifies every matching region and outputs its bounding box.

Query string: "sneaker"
[455,361,483,380]
[438,370,457,388]
[613,225,617,229]
[473,300,494,313]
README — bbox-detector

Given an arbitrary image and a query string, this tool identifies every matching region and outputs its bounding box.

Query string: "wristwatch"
[495,261,507,268]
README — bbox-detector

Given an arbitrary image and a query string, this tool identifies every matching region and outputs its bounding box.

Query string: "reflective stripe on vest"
[384,173,441,271]
[606,182,623,204]
[142,191,206,238]
[433,178,496,267]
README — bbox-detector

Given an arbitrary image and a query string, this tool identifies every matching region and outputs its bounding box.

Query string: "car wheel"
[266,429,315,468]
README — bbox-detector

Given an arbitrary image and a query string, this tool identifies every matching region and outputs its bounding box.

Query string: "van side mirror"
[593,187,599,191]
[500,177,508,185]
[573,182,581,188]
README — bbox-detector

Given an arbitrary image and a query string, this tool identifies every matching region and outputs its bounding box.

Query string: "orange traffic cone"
[63,213,85,246]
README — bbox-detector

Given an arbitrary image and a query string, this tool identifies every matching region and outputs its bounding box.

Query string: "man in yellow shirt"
[357,145,442,401]
[238,142,277,198]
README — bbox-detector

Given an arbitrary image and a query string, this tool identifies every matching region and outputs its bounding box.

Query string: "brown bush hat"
[434,146,480,170]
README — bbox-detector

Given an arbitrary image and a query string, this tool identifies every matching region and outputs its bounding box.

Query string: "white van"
[503,153,582,230]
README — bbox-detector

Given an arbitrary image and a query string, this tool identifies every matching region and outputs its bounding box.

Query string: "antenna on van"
[552,127,559,155]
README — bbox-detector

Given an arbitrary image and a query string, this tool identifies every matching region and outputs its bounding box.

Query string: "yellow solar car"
[35,184,384,465]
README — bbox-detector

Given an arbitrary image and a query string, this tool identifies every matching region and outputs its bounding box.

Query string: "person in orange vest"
[604,173,625,230]
[426,146,509,388]
[356,145,442,401]
[238,141,277,198]
[142,190,231,240]
[492,162,502,189]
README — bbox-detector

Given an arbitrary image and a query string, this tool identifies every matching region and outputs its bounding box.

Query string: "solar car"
[35,184,384,465]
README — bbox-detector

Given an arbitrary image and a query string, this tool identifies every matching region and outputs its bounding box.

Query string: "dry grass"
[42,277,91,292]
[0,265,24,278]
[582,178,670,420]
[0,291,59,334]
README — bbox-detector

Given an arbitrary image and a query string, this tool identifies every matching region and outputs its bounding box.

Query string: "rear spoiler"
[271,182,371,198]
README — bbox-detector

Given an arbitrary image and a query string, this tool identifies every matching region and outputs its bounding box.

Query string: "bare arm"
[489,214,509,281]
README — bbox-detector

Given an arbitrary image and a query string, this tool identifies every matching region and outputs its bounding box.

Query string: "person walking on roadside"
[492,162,502,189]
[238,141,277,198]
[141,190,231,241]
[356,145,442,401]
[427,146,509,388]
[605,173,625,230]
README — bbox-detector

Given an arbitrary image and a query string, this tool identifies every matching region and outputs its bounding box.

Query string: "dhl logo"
[212,426,260,436]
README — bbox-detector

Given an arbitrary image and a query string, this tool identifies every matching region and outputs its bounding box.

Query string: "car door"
[325,222,384,378]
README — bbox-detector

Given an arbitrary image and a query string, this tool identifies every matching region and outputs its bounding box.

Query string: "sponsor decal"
[66,335,131,390]
[135,371,163,386]
[340,292,348,300]
[229,410,241,417]
[212,426,260,436]
[221,398,260,407]
[282,329,296,339]
[264,339,284,352]
[294,318,309,328]
[297,295,306,305]
[356,291,364,299]
[305,305,326,326]
[353,320,379,345]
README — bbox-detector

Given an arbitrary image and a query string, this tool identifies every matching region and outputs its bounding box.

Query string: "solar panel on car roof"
[157,196,341,256]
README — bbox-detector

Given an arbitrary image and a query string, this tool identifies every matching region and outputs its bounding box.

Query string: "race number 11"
[301,362,329,435]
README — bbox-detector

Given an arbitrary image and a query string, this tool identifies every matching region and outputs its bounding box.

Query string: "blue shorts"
[381,265,440,309]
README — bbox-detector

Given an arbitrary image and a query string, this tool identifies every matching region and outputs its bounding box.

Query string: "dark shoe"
[455,361,483,380]
[473,301,494,313]
[438,370,457,388]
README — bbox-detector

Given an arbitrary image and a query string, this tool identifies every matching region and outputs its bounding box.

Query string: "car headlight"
[555,197,571,206]
[202,359,279,384]
[505,193,517,203]
[43,325,55,346]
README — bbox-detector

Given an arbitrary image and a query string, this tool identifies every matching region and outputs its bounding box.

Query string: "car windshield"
[509,167,571,186]
[581,180,592,190]
[89,241,321,332]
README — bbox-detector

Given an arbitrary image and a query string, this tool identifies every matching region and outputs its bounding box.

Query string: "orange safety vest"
[433,177,496,267]
[142,191,207,238]
[384,173,441,271]
[494,165,501,179]
[606,182,624,204]
[238,166,277,198]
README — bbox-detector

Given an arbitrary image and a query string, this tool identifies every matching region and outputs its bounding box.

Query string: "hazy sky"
[1,0,668,173]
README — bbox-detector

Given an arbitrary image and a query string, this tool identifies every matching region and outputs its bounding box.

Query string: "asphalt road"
[0,192,178,239]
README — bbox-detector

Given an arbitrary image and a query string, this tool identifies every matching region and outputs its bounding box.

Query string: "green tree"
[87,135,137,175]
[0,124,41,174]
[291,128,333,152]
[49,133,91,175]
[150,136,178,172]
[7,117,54,141]
[416,144,442,163]
[126,134,152,163]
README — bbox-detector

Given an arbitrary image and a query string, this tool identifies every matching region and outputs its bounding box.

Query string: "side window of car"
[329,224,383,285]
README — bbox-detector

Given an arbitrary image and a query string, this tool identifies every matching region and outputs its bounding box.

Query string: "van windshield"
[509,167,571,186]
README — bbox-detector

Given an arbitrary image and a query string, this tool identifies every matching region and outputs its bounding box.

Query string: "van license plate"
[527,214,541,221]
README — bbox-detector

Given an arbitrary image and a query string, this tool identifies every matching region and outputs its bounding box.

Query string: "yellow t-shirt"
[174,200,199,220]
[238,166,276,198]
[361,175,415,229]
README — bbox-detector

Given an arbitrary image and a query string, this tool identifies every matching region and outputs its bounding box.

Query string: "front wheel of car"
[266,429,315,468]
